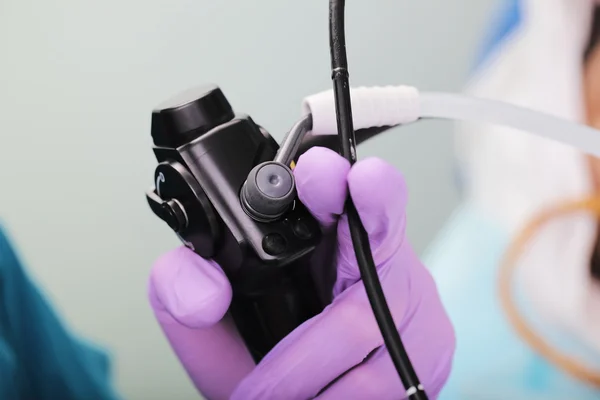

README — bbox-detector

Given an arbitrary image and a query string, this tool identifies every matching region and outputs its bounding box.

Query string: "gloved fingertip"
[347,157,408,222]
[149,246,232,328]
[295,147,350,227]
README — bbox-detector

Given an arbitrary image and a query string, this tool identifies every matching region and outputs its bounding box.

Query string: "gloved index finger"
[331,157,408,295]
[345,157,408,243]
[294,146,350,228]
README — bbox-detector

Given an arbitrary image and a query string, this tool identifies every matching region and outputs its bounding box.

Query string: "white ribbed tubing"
[301,86,600,158]
[301,85,420,135]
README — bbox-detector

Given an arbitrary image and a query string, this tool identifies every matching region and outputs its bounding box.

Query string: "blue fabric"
[0,225,120,400]
[473,0,522,72]
[423,205,600,399]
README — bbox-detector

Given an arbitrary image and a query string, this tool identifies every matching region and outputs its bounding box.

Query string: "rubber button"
[292,217,313,240]
[262,233,287,255]
[256,163,294,198]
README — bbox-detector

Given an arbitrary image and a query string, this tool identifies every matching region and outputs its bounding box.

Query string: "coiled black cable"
[328,1,428,399]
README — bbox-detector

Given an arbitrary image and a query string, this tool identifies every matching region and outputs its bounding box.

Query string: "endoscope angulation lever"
[146,84,336,362]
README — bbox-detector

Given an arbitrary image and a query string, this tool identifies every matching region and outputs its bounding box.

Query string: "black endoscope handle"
[228,238,337,362]
[147,85,339,363]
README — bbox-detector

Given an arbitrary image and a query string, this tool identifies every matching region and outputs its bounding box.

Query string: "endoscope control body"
[146,85,337,362]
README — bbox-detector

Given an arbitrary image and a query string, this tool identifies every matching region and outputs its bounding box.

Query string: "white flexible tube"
[419,92,600,159]
[301,86,600,158]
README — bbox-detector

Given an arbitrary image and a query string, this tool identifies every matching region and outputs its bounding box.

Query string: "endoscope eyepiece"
[151,84,235,148]
[240,161,296,222]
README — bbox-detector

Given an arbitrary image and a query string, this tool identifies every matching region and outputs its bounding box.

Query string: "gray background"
[0,1,496,398]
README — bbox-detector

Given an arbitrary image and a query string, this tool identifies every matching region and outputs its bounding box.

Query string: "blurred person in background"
[0,224,120,400]
[425,0,600,398]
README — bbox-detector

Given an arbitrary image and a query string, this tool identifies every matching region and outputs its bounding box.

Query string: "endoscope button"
[262,233,287,255]
[292,217,313,240]
[161,200,188,232]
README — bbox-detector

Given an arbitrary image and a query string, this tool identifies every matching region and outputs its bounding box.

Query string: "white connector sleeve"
[301,86,600,158]
[301,86,420,135]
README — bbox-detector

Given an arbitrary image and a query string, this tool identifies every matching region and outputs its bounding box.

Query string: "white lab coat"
[425,0,600,398]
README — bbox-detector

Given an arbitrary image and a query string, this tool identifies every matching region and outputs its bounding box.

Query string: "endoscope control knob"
[161,199,188,232]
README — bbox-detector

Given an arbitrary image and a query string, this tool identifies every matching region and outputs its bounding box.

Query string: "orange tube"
[499,197,600,386]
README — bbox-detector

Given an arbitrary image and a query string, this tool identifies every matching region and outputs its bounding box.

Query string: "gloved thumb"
[148,246,232,328]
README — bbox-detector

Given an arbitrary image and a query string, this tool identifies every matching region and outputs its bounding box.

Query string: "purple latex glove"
[148,147,455,400]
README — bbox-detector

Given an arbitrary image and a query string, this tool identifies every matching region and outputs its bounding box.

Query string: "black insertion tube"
[328,1,428,399]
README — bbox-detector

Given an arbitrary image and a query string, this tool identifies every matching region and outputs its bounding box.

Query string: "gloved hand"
[148,147,456,400]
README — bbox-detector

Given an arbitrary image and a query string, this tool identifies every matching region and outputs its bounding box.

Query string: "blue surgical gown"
[0,225,120,400]
[424,204,600,399]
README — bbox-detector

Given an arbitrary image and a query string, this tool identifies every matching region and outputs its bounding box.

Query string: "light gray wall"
[0,1,497,399]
